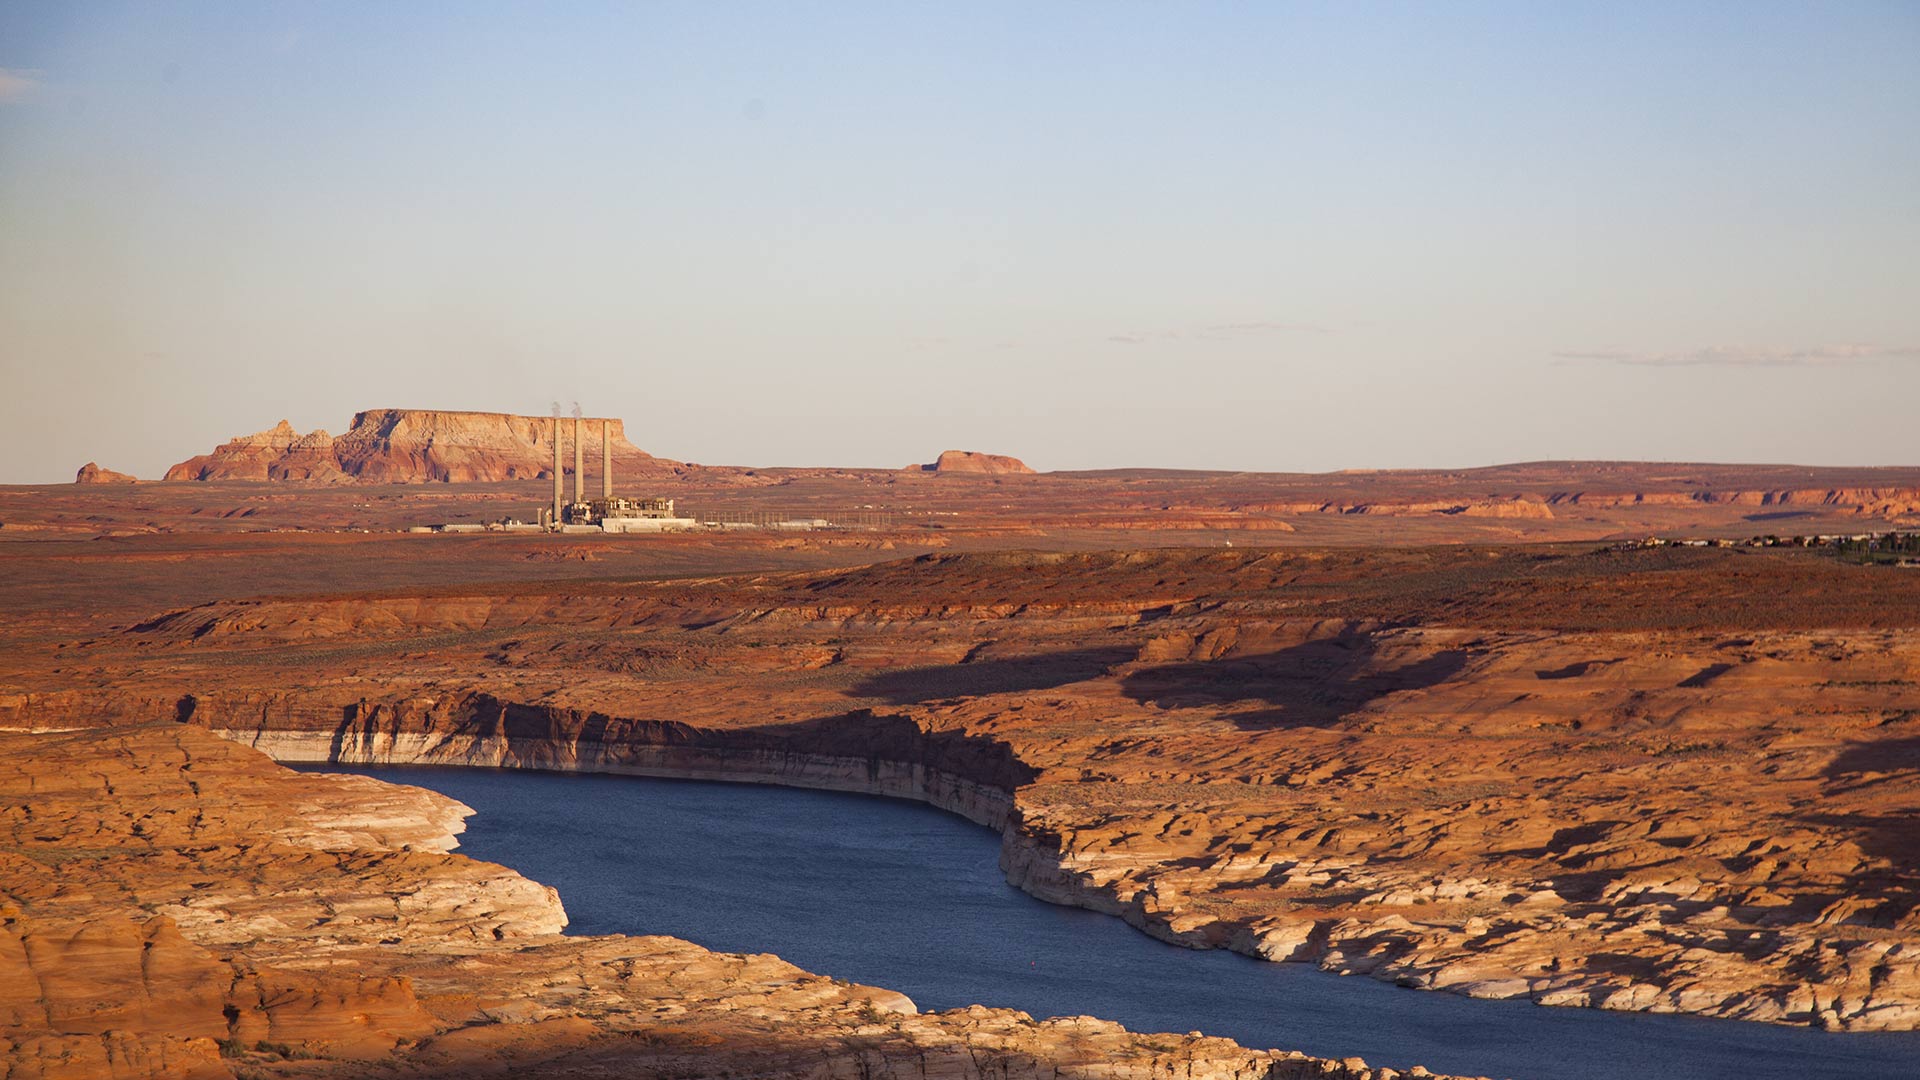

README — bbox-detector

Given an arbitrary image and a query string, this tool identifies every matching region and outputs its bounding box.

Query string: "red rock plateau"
[4,461,1920,1077]
[162,410,698,484]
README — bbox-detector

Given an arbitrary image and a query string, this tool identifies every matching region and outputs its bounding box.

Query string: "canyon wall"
[227,695,1022,831]
[0,721,1465,1080]
[0,684,1025,831]
[8,543,1920,1053]
[15,631,1917,1036]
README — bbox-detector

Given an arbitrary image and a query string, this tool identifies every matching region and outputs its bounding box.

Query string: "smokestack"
[551,416,562,525]
[573,413,584,507]
[601,419,612,500]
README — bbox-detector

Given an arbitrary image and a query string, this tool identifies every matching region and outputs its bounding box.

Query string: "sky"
[1,2,1917,481]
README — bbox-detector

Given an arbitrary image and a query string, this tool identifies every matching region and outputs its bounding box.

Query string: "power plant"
[536,413,694,533]
[406,408,892,536]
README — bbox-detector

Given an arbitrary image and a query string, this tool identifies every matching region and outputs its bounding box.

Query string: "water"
[303,765,1920,1080]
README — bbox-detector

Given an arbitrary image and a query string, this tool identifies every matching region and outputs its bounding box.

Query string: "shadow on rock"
[849,646,1140,705]
[1807,736,1920,869]
[740,709,1044,791]
[1120,632,1471,730]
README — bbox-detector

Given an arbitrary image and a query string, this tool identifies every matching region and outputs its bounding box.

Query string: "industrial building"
[409,411,887,536]
[537,413,696,533]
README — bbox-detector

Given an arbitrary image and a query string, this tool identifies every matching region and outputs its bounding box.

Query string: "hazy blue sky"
[2,2,1916,481]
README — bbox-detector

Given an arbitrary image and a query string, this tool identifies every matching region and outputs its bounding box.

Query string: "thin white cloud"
[0,68,39,104]
[1556,343,1920,368]
[1107,320,1331,345]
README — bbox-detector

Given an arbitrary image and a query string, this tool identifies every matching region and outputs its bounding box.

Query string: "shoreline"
[6,721,1442,1080]
[9,642,1913,1035]
[208,720,1868,1032]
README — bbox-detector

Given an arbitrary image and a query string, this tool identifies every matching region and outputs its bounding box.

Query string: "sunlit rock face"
[908,450,1037,475]
[74,461,138,483]
[0,723,1463,1080]
[162,409,690,483]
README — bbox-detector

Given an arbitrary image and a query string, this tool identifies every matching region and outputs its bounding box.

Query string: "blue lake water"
[303,765,1920,1080]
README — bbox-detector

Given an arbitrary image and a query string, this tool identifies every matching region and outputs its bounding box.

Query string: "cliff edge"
[0,722,1470,1080]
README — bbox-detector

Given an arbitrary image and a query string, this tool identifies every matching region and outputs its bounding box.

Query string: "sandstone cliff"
[912,450,1037,475]
[0,723,1473,1080]
[164,410,697,484]
[1546,487,1920,516]
[74,462,138,484]
[28,543,1920,1035]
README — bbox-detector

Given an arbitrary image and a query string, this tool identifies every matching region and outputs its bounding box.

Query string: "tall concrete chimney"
[601,419,613,500]
[572,415,584,507]
[551,417,563,525]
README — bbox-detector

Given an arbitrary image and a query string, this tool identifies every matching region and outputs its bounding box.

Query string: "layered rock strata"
[10,544,1920,1034]
[0,723,1465,1080]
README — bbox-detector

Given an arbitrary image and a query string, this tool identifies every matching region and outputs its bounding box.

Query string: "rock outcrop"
[163,410,691,484]
[11,476,1920,1076]
[1275,497,1556,519]
[912,450,1036,475]
[0,722,1474,1080]
[16,543,1920,1036]
[74,462,137,484]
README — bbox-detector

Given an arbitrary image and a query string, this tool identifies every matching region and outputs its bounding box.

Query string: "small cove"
[305,764,1920,1080]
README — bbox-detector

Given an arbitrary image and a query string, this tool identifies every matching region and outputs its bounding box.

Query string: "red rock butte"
[73,461,137,484]
[910,450,1036,475]
[164,409,686,484]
